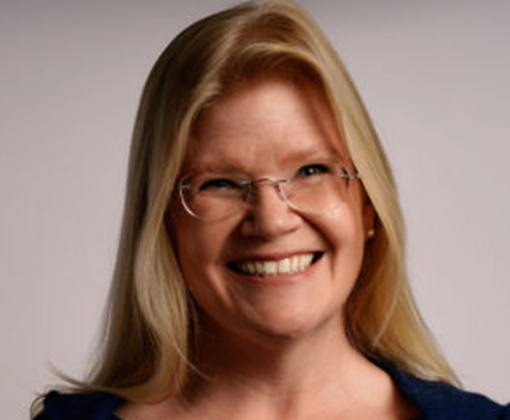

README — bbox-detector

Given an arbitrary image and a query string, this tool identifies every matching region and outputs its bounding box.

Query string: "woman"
[33,1,509,419]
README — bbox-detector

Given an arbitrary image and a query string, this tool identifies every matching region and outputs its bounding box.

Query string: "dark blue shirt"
[35,364,510,420]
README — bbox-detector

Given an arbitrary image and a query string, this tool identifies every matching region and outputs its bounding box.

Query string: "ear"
[363,200,376,241]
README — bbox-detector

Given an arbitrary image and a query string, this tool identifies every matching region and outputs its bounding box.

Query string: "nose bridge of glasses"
[243,177,288,203]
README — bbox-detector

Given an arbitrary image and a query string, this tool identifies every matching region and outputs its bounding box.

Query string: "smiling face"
[171,74,371,345]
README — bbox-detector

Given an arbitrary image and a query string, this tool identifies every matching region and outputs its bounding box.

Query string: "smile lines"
[230,252,321,277]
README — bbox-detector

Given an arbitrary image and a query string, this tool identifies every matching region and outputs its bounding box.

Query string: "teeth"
[235,254,315,277]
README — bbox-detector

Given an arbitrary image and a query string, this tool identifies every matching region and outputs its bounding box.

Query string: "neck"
[173,314,405,420]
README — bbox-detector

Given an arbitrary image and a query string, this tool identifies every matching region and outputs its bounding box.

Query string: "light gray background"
[1,1,509,419]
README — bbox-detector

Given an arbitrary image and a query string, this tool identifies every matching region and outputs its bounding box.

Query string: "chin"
[228,303,345,345]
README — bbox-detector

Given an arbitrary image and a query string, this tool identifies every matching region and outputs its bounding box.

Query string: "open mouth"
[228,252,323,277]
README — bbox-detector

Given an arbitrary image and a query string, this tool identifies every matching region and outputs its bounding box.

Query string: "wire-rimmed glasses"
[178,162,360,221]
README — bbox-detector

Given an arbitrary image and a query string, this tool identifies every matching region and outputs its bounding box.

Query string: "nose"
[239,180,301,239]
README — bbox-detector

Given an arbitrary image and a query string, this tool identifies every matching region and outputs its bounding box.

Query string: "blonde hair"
[50,0,460,405]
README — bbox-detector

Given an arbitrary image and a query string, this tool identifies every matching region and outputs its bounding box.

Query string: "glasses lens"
[283,166,349,214]
[179,175,247,220]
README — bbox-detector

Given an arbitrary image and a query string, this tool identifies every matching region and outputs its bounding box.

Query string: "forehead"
[185,74,349,173]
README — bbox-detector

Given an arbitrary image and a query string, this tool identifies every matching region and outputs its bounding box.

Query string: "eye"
[199,178,241,192]
[297,164,330,178]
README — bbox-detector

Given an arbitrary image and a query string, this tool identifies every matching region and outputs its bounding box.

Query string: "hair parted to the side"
[41,0,459,407]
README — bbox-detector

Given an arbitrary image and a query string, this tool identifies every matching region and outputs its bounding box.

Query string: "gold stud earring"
[367,229,375,239]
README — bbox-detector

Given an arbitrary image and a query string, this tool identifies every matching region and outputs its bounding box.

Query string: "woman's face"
[171,75,372,344]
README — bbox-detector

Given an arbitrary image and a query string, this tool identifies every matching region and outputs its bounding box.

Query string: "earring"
[367,229,375,239]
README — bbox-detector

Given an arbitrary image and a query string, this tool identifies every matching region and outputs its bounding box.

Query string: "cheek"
[315,203,367,280]
[175,227,209,277]
[320,203,366,248]
[172,219,246,328]
[171,216,231,294]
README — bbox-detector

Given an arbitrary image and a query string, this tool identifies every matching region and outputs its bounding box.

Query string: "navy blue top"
[35,364,510,420]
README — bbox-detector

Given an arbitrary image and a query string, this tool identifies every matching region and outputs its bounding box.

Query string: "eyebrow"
[184,147,347,176]
[279,147,346,166]
[184,159,246,175]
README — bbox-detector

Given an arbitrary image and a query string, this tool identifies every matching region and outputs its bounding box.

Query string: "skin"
[117,74,419,420]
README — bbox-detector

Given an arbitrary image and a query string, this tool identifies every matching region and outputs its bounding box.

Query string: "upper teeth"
[235,253,315,277]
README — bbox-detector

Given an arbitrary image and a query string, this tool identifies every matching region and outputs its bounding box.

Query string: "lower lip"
[229,256,322,285]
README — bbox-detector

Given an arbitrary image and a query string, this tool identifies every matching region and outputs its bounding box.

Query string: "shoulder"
[34,390,124,420]
[383,362,510,420]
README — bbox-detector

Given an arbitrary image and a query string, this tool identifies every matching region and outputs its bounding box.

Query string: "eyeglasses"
[178,162,360,221]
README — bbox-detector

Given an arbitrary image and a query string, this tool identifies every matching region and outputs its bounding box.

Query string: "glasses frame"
[177,164,361,220]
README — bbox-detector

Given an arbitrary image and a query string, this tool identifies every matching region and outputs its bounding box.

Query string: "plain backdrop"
[1,1,509,419]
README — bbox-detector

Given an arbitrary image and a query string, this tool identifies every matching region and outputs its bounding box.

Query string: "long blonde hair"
[59,0,459,404]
